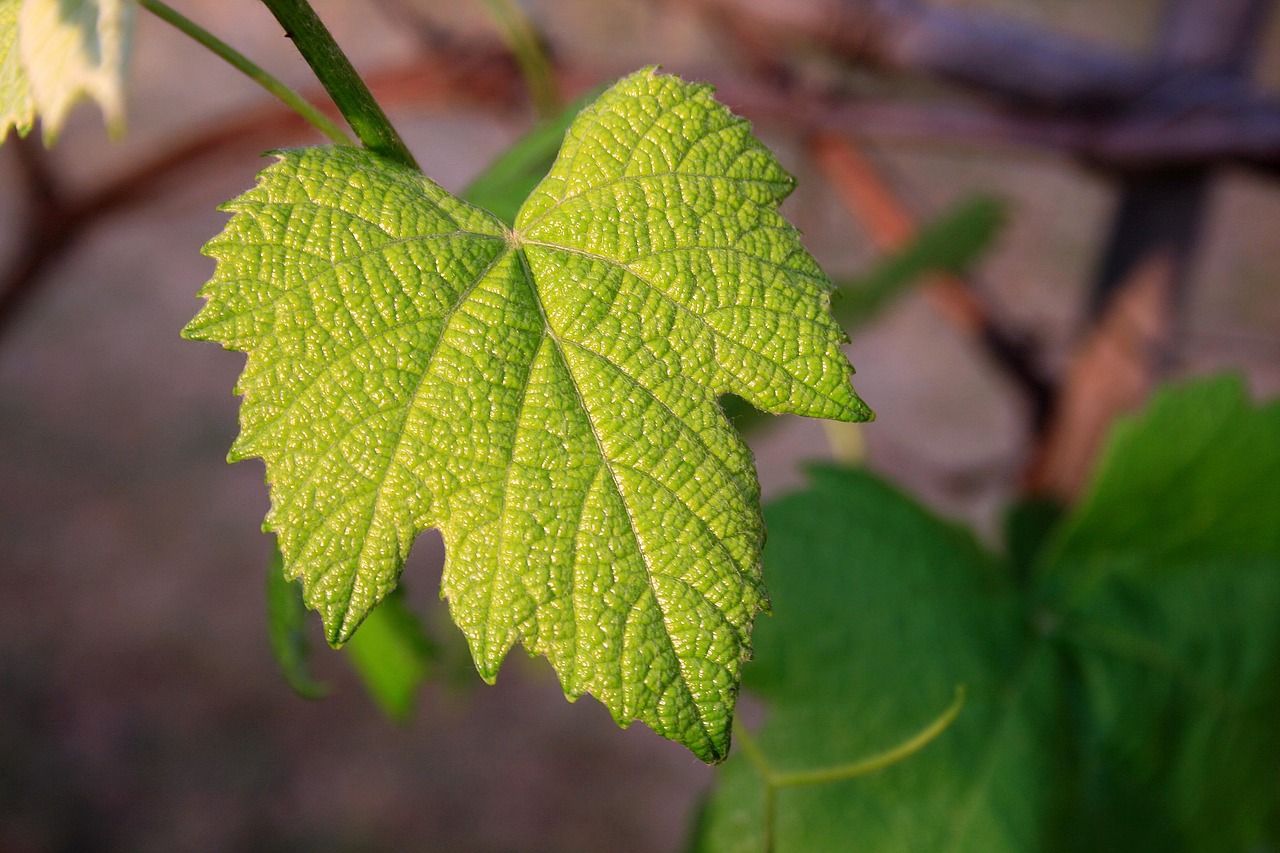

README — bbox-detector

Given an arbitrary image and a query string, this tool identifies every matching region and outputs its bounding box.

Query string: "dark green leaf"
[265,542,327,699]
[698,375,1280,851]
[1041,374,1280,586]
[695,467,1073,852]
[1004,497,1064,584]
[1042,375,1280,851]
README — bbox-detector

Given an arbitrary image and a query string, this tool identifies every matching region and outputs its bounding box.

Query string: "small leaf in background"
[459,89,599,225]
[695,375,1280,851]
[343,589,435,721]
[479,0,558,120]
[832,194,1004,327]
[0,0,33,140]
[16,0,132,144]
[265,542,327,700]
[185,68,870,762]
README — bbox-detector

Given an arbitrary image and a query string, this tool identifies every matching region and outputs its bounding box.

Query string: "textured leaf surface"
[16,0,131,143]
[185,68,869,761]
[696,376,1280,849]
[0,0,32,140]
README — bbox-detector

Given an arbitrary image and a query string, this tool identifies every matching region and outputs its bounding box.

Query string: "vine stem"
[481,0,560,119]
[259,0,420,171]
[736,685,967,851]
[137,0,351,146]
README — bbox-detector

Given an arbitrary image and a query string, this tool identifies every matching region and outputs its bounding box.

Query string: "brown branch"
[1025,0,1272,499]
[1023,255,1173,501]
[810,133,1054,427]
[670,0,1280,172]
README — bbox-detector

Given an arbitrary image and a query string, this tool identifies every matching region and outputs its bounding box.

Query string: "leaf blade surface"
[186,69,869,761]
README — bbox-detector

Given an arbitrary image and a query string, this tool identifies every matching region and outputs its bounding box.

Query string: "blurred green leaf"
[1041,374,1280,588]
[459,90,598,225]
[1043,375,1280,851]
[343,589,435,721]
[479,0,558,120]
[695,467,1072,852]
[1004,497,1064,584]
[832,195,1005,327]
[696,375,1280,851]
[265,543,327,699]
[12,0,132,144]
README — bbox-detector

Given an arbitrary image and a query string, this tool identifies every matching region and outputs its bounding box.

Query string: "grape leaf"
[1040,374,1280,589]
[695,376,1280,848]
[0,0,33,140]
[184,68,870,761]
[694,467,1074,852]
[1041,376,1280,851]
[12,0,132,144]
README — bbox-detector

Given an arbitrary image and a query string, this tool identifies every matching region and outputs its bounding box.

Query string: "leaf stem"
[259,0,420,170]
[733,685,966,850]
[137,0,351,145]
[481,0,560,119]
[771,685,967,787]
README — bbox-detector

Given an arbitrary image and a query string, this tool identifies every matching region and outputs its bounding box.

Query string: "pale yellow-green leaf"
[18,0,132,143]
[185,69,871,761]
[0,0,33,140]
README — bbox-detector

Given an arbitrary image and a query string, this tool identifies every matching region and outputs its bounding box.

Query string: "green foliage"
[1040,375,1280,851]
[342,588,436,721]
[265,543,328,699]
[695,375,1280,850]
[184,68,869,761]
[0,0,32,139]
[832,194,1005,326]
[459,90,598,225]
[0,0,132,143]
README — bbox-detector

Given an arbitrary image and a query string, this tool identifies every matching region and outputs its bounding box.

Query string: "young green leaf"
[0,0,33,140]
[185,68,870,762]
[7,0,132,144]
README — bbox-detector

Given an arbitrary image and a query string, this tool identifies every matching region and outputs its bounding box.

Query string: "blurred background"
[2,0,1279,849]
